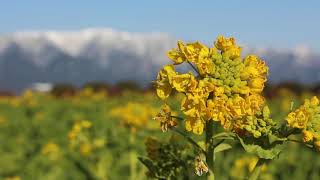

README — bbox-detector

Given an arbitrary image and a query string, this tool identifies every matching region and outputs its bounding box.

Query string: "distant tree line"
[0,81,319,98]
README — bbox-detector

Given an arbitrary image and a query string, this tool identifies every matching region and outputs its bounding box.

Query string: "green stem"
[288,138,313,148]
[248,158,266,180]
[129,132,137,180]
[171,128,206,154]
[170,115,184,121]
[205,120,215,180]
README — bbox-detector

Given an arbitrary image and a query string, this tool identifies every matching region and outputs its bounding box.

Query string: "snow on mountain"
[0,28,319,92]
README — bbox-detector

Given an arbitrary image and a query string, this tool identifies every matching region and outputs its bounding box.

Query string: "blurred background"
[0,1,320,180]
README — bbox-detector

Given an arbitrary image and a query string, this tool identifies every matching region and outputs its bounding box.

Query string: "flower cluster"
[41,142,60,160]
[68,120,106,156]
[238,106,276,138]
[68,120,92,141]
[155,36,268,134]
[110,102,158,131]
[286,96,320,150]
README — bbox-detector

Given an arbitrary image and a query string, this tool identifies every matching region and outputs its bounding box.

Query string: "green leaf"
[212,132,236,140]
[268,134,287,144]
[237,136,285,159]
[214,143,232,154]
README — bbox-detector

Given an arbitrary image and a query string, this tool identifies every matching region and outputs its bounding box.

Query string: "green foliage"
[238,136,285,160]
[0,92,319,179]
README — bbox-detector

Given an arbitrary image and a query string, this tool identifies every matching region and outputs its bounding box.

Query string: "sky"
[1,0,320,52]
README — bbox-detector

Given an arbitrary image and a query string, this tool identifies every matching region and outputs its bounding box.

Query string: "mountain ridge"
[0,29,319,92]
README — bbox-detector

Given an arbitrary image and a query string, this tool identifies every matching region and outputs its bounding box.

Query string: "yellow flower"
[241,55,268,83]
[206,98,233,129]
[41,142,60,155]
[155,65,176,99]
[302,130,314,142]
[198,78,216,94]
[286,96,320,146]
[155,35,270,134]
[168,40,211,64]
[93,138,106,148]
[214,86,225,97]
[311,96,320,106]
[181,92,207,118]
[286,111,307,129]
[185,116,204,134]
[286,105,309,129]
[228,95,246,117]
[196,58,216,76]
[41,142,60,160]
[81,120,92,129]
[80,143,92,156]
[214,35,242,60]
[214,35,236,52]
[245,94,265,115]
[171,73,198,93]
[167,41,186,64]
[248,77,266,93]
[224,46,242,59]
[154,104,177,132]
[111,102,157,130]
[181,41,210,63]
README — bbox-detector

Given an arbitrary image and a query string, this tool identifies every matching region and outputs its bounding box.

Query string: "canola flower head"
[80,143,92,156]
[93,138,106,148]
[302,130,314,142]
[41,142,60,160]
[81,120,92,129]
[41,142,60,155]
[155,35,269,134]
[111,102,157,130]
[236,105,276,138]
[68,119,94,146]
[286,96,320,149]
[286,96,320,129]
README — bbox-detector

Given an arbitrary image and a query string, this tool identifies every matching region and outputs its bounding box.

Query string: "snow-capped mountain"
[0,28,319,92]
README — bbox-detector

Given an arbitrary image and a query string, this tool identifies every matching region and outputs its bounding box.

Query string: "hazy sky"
[1,0,320,52]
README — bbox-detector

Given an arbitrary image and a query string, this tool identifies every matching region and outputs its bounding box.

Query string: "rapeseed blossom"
[110,102,158,131]
[286,96,320,150]
[155,35,269,135]
[41,142,60,160]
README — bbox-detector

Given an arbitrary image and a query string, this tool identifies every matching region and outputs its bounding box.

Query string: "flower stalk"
[206,120,215,180]
[129,132,137,180]
[248,158,266,180]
